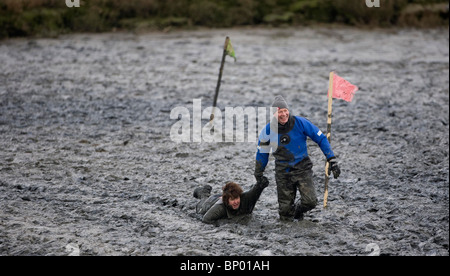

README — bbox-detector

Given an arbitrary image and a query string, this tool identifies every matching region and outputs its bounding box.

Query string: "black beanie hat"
[272,95,289,110]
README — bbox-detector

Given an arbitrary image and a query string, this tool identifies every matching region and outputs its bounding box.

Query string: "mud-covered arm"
[241,177,268,214]
[202,202,227,224]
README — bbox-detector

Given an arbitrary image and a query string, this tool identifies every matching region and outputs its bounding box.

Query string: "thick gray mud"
[0,27,448,256]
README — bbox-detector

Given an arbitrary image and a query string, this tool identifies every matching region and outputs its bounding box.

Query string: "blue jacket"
[255,115,335,173]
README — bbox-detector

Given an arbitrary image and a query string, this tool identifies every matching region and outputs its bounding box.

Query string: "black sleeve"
[240,183,266,214]
[202,202,227,224]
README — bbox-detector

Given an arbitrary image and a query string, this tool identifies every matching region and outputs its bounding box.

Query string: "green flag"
[226,39,236,62]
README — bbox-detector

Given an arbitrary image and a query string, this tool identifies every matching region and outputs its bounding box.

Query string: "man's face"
[228,197,241,210]
[276,108,289,125]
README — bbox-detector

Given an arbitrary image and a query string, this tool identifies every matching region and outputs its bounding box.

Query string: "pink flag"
[329,73,358,102]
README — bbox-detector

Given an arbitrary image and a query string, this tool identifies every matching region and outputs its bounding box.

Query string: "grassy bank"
[0,0,448,39]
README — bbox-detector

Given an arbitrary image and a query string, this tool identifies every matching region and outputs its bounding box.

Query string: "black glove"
[256,176,269,188]
[255,173,264,184]
[327,157,340,179]
[254,161,266,184]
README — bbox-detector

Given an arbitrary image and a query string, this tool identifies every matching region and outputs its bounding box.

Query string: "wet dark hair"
[222,182,243,207]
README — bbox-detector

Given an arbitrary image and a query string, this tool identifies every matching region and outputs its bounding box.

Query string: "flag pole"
[323,71,334,209]
[210,36,230,122]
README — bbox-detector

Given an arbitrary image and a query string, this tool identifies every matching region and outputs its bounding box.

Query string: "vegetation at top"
[0,0,448,39]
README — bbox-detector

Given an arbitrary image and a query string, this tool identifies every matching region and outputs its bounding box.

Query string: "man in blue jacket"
[255,95,340,221]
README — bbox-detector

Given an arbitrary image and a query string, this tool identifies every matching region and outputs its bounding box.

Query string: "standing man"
[255,95,340,221]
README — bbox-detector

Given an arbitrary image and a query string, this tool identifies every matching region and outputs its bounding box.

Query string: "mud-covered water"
[0,27,448,256]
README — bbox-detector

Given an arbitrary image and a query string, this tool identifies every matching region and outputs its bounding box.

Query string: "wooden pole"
[323,71,334,208]
[210,37,230,122]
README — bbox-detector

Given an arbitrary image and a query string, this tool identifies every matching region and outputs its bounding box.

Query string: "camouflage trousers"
[275,157,318,220]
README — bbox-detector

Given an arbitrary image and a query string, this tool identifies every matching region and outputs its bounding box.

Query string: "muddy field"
[0,26,448,256]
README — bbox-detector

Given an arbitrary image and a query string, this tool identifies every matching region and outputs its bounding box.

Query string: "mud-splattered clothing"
[255,115,334,173]
[275,156,317,219]
[255,115,334,219]
[198,183,266,224]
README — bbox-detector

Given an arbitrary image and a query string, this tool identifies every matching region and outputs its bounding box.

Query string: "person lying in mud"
[193,177,269,224]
